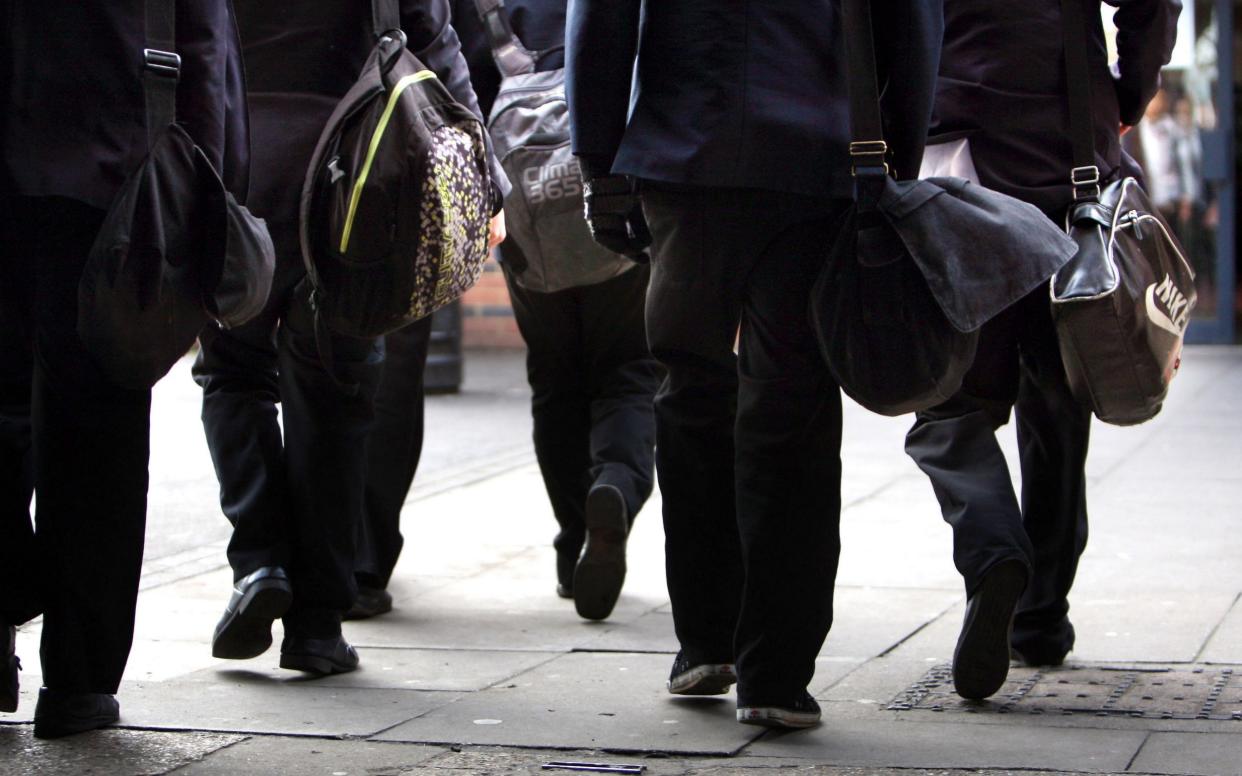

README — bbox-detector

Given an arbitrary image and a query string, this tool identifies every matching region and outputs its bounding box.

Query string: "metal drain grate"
[888,664,1242,721]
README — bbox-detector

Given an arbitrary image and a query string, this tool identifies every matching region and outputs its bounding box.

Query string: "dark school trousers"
[192,256,383,638]
[640,183,851,706]
[0,196,151,694]
[355,315,433,590]
[502,257,661,576]
[904,284,1090,659]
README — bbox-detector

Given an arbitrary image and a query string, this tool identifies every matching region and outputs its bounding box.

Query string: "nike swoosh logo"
[1145,284,1184,336]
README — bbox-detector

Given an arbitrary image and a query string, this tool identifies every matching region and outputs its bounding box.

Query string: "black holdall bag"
[1050,0,1196,426]
[300,0,493,341]
[810,0,1079,416]
[471,0,635,292]
[78,0,275,390]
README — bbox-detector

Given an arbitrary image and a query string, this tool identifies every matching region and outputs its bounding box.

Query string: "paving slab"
[745,718,1148,772]
[1200,597,1242,664]
[115,679,456,737]
[0,725,241,776]
[1065,593,1237,663]
[1129,731,1242,776]
[823,587,961,660]
[344,602,616,652]
[174,736,445,776]
[179,647,557,693]
[375,652,761,754]
[582,609,680,654]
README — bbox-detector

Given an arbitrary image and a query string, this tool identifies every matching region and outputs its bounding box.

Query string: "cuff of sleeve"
[577,154,615,181]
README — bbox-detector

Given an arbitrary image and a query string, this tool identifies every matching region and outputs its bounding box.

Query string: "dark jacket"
[450,0,566,118]
[235,0,504,257]
[1,0,249,210]
[566,0,943,198]
[930,0,1180,211]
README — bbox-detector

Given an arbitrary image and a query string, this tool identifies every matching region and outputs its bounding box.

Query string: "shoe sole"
[33,710,120,739]
[953,560,1027,700]
[668,663,737,696]
[279,652,358,676]
[211,580,293,660]
[574,485,628,621]
[736,706,821,729]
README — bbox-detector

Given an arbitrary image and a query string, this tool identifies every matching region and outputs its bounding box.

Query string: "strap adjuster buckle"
[1071,165,1101,200]
[849,140,890,177]
[143,49,181,78]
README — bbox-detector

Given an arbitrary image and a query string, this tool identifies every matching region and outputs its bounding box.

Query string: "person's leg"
[503,264,594,595]
[730,192,847,720]
[640,184,753,676]
[1012,289,1091,665]
[277,281,382,670]
[355,314,433,599]
[27,198,150,711]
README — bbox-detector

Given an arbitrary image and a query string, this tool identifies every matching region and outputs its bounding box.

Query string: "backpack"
[300,0,493,341]
[472,0,635,292]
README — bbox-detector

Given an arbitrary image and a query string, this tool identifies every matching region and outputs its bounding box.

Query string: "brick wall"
[461,256,523,349]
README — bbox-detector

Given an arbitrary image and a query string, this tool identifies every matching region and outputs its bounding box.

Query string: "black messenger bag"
[472,0,635,292]
[811,0,1078,416]
[300,0,493,340]
[79,0,275,390]
[1050,0,1196,426]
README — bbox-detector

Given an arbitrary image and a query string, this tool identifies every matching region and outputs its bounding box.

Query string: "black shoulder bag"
[78,0,275,390]
[1049,0,1196,425]
[809,0,1079,416]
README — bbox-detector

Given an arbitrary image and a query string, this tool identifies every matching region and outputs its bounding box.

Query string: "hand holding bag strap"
[841,0,889,212]
[471,0,538,77]
[142,0,180,147]
[1060,0,1102,201]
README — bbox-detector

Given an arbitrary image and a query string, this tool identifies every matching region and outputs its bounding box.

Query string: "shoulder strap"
[1060,0,1102,200]
[371,0,401,38]
[141,0,180,148]
[471,0,538,77]
[841,0,889,210]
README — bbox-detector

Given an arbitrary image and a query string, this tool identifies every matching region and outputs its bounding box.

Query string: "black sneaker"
[953,558,1028,700]
[666,650,736,696]
[737,691,821,729]
[1,624,18,713]
[33,688,120,739]
[573,484,628,621]
[344,586,393,621]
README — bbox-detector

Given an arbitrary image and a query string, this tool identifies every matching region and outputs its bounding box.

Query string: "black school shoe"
[33,688,120,739]
[737,691,822,729]
[953,558,1028,700]
[573,484,629,621]
[279,634,360,676]
[343,586,393,621]
[2,624,18,713]
[212,566,293,660]
[666,651,736,696]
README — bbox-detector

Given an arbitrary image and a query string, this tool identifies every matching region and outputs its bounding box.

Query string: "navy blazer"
[450,0,566,119]
[566,0,943,198]
[930,0,1180,211]
[235,0,502,258]
[2,0,249,210]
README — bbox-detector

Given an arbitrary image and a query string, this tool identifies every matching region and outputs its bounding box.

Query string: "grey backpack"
[473,0,634,292]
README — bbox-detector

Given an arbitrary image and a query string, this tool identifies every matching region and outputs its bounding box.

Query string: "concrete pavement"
[2,346,1240,776]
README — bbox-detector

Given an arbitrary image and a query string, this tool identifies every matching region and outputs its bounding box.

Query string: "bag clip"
[1071,165,1100,201]
[143,49,181,78]
[850,140,890,177]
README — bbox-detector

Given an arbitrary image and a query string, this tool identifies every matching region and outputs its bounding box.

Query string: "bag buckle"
[143,49,181,78]
[1071,165,1100,200]
[850,140,890,177]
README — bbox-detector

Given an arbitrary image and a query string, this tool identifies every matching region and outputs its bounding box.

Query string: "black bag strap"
[1060,0,1102,201]
[141,0,181,148]
[371,0,401,38]
[841,0,890,211]
[471,0,538,77]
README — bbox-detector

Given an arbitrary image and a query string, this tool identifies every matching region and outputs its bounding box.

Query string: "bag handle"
[471,0,538,77]
[1060,0,1102,201]
[141,0,180,148]
[841,0,890,212]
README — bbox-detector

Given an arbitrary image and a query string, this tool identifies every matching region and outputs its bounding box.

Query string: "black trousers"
[502,258,660,583]
[193,258,383,637]
[904,286,1090,658]
[640,184,850,706]
[0,196,150,694]
[355,315,433,590]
